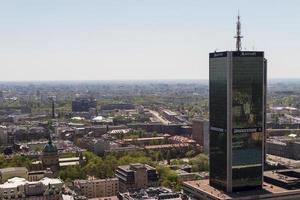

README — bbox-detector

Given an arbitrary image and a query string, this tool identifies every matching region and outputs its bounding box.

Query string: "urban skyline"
[2,2,300,199]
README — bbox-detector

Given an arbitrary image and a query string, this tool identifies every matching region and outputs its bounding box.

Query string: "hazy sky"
[0,0,299,81]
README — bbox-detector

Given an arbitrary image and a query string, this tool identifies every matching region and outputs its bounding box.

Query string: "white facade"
[0,177,63,199]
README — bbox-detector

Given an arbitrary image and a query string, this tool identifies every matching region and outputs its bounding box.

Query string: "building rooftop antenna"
[234,12,243,51]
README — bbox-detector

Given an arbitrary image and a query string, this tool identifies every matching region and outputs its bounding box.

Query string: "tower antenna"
[234,12,243,51]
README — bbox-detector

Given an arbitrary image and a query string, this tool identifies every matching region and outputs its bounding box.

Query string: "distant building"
[72,98,97,112]
[0,167,28,183]
[31,138,85,172]
[13,125,49,142]
[41,139,59,172]
[0,125,8,147]
[192,119,209,153]
[168,135,196,145]
[144,143,200,153]
[270,106,299,115]
[28,169,53,182]
[0,106,31,115]
[59,155,85,168]
[92,116,113,125]
[74,177,119,198]
[175,169,199,182]
[159,108,178,123]
[266,137,300,160]
[118,136,168,146]
[127,122,190,136]
[115,163,159,192]
[101,103,135,111]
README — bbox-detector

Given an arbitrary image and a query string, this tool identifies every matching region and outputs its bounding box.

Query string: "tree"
[185,150,196,158]
[0,154,32,169]
[157,166,181,191]
[189,154,209,172]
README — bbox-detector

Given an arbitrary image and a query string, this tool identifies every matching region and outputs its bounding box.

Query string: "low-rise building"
[118,187,186,200]
[118,136,167,146]
[267,136,300,160]
[0,167,28,183]
[0,177,63,199]
[28,169,53,181]
[175,169,199,182]
[115,163,159,192]
[74,177,119,198]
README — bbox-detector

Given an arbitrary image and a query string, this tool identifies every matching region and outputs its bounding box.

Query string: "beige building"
[192,118,209,153]
[0,167,28,183]
[28,169,53,182]
[115,163,159,192]
[74,177,119,198]
[0,125,7,147]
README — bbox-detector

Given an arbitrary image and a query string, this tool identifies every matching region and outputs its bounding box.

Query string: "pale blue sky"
[0,0,299,81]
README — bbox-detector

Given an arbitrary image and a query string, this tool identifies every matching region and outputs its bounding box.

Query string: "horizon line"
[0,78,300,83]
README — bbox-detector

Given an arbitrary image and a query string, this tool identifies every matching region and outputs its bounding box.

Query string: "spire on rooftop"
[234,12,243,51]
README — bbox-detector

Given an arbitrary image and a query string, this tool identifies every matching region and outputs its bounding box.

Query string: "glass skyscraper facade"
[209,51,266,192]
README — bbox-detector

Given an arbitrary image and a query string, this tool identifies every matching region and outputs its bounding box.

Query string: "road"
[146,109,171,125]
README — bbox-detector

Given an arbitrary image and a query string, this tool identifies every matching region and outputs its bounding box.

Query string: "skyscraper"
[209,15,267,192]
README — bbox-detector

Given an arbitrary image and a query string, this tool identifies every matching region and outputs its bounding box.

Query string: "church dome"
[43,140,58,153]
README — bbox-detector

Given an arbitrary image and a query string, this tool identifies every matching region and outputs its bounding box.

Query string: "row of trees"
[59,151,153,182]
[0,150,208,191]
[59,150,209,189]
[0,154,32,169]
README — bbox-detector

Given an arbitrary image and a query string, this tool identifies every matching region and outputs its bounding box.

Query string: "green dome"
[43,141,58,153]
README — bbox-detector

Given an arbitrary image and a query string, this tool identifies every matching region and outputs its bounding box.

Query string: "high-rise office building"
[183,15,300,200]
[209,15,267,192]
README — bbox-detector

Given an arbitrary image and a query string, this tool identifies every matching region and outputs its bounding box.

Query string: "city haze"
[1,0,299,80]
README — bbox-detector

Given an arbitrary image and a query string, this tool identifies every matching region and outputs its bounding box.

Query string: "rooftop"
[122,136,166,142]
[117,163,155,172]
[145,143,190,149]
[59,161,79,167]
[0,177,27,189]
[0,177,62,189]
[120,187,183,200]
[264,169,300,189]
[74,177,118,184]
[59,157,84,162]
[183,179,300,200]
[0,167,28,173]
[89,196,118,200]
